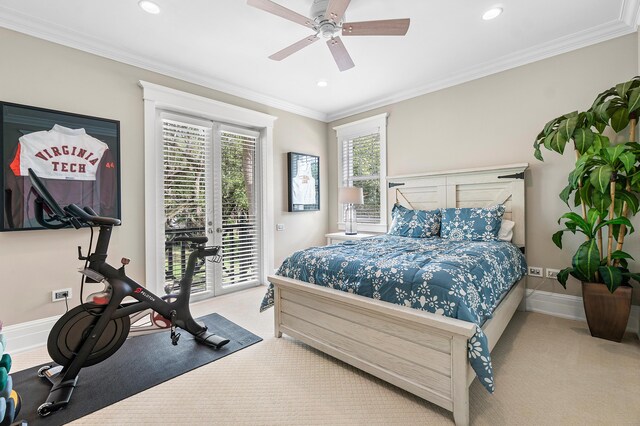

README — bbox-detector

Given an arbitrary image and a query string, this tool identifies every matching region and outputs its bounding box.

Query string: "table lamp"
[339,187,364,235]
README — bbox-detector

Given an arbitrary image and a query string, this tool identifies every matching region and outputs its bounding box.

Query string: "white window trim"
[140,80,277,294]
[334,113,388,234]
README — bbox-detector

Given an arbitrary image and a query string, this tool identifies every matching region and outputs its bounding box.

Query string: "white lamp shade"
[339,187,364,204]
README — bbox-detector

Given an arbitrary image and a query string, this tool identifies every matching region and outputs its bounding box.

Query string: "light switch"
[276,223,285,231]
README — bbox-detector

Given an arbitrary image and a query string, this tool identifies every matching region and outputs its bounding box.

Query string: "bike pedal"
[171,332,181,346]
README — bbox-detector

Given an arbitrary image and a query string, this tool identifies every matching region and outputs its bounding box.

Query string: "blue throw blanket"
[260,235,527,392]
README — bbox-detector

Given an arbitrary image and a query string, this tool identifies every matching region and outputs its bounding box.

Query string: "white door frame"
[140,81,277,296]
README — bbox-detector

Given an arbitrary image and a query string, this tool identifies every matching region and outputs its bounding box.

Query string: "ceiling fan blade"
[247,0,313,29]
[325,0,351,24]
[326,37,354,71]
[342,18,410,36]
[269,35,319,61]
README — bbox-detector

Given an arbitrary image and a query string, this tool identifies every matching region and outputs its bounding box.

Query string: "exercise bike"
[27,168,230,417]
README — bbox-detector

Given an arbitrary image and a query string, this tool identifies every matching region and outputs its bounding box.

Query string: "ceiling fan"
[247,0,410,71]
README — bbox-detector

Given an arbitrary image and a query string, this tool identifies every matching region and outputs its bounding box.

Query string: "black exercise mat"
[11,313,262,425]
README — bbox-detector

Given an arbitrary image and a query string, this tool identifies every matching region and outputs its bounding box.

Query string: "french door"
[162,113,261,300]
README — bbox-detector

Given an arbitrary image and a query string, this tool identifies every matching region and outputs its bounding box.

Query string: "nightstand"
[325,232,376,245]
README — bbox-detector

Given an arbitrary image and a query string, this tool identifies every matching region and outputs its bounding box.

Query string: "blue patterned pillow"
[388,204,441,238]
[440,205,505,241]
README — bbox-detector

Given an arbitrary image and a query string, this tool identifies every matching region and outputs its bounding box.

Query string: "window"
[335,113,388,232]
[161,117,262,299]
[141,81,276,297]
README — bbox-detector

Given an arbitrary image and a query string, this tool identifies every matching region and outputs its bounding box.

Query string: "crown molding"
[327,18,637,122]
[0,4,637,124]
[0,5,329,122]
[620,0,640,28]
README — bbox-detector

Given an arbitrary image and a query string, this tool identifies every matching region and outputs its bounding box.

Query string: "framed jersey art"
[287,152,319,212]
[0,101,121,231]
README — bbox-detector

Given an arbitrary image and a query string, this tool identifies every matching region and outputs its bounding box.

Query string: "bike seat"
[174,236,208,245]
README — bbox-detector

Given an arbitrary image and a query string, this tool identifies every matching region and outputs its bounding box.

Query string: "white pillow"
[498,219,515,242]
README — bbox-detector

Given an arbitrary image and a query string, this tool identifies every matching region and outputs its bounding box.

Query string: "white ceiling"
[0,1,638,122]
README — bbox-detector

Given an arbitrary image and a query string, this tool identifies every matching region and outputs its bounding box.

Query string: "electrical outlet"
[52,288,72,302]
[527,266,543,277]
[546,268,560,279]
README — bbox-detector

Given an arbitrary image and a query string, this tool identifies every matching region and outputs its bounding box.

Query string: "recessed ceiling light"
[482,7,503,21]
[139,0,161,14]
[317,79,328,88]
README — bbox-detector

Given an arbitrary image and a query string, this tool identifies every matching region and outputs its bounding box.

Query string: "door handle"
[216,228,223,233]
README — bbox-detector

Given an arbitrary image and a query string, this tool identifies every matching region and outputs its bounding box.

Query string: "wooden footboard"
[269,275,526,426]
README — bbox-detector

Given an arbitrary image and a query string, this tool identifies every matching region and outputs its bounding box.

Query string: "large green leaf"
[622,272,640,283]
[543,117,560,135]
[534,147,544,161]
[592,189,611,214]
[605,144,626,164]
[557,267,572,288]
[616,81,633,99]
[559,184,572,206]
[594,101,612,123]
[618,151,636,173]
[592,134,610,151]
[587,208,600,229]
[598,266,623,293]
[573,190,582,208]
[543,130,556,150]
[596,216,635,234]
[610,107,630,133]
[558,116,578,140]
[628,87,640,113]
[550,130,568,154]
[572,240,600,282]
[559,212,591,235]
[591,88,617,109]
[617,189,639,215]
[552,230,564,249]
[579,180,593,206]
[610,250,635,261]
[589,165,613,193]
[573,128,594,154]
[594,120,607,134]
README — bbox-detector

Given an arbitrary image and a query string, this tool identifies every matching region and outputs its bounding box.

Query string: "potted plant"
[533,76,640,342]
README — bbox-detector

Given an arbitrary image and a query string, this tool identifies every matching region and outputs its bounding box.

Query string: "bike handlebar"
[64,204,121,226]
[28,168,121,228]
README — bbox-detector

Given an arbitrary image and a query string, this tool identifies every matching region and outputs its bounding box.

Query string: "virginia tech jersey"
[4,125,117,229]
[10,124,109,180]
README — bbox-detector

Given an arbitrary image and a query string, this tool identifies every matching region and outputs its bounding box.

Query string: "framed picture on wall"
[287,152,319,212]
[0,101,121,231]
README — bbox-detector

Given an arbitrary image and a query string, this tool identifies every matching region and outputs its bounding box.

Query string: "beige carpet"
[12,286,640,425]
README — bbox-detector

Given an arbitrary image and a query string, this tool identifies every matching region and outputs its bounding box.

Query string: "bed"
[264,163,528,425]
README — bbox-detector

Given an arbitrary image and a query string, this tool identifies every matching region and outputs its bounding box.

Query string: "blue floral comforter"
[260,235,527,392]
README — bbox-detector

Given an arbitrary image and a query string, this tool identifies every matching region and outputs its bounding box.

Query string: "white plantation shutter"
[335,113,388,230]
[162,118,212,294]
[220,130,260,286]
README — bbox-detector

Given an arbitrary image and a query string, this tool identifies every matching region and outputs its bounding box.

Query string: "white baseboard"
[524,289,640,335]
[2,290,638,354]
[1,315,60,354]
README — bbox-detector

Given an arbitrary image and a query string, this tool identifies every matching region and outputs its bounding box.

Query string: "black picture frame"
[287,152,319,212]
[0,101,121,231]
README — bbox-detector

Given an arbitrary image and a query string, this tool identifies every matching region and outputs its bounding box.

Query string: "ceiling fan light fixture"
[317,79,328,87]
[482,7,503,21]
[139,0,161,15]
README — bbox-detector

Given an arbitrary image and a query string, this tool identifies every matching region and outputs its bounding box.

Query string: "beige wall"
[328,34,640,303]
[0,28,328,325]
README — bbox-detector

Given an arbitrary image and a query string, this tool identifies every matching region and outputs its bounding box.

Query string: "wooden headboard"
[386,163,528,248]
